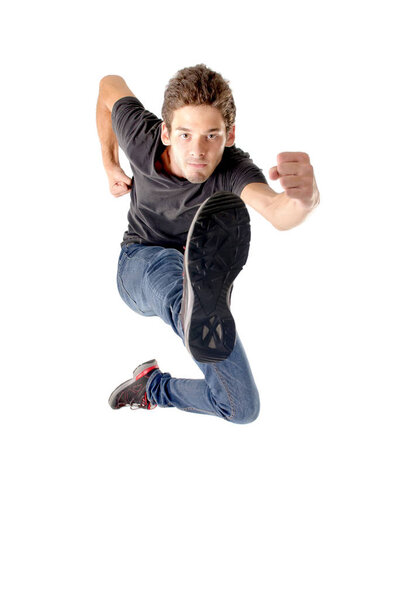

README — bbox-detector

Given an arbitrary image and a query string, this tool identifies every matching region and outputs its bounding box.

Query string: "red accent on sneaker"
[135,365,157,381]
[144,392,156,410]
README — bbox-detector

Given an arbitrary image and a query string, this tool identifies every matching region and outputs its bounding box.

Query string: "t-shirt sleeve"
[225,146,268,197]
[111,96,161,166]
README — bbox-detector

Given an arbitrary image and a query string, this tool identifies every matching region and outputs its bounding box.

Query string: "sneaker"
[181,192,251,363]
[108,359,159,410]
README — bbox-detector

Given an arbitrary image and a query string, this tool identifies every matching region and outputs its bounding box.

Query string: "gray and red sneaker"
[180,192,251,363]
[108,359,159,410]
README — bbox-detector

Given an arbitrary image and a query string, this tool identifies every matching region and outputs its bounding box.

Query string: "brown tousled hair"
[161,64,236,135]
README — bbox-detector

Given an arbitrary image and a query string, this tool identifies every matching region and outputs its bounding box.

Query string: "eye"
[208,134,217,140]
[180,133,190,140]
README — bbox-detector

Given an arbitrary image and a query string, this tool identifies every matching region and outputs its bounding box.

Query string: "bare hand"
[269,152,316,206]
[106,165,132,197]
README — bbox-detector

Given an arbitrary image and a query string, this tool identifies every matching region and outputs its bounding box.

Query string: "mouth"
[188,163,207,168]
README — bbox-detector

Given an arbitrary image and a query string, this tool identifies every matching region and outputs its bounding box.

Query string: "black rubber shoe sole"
[182,192,251,363]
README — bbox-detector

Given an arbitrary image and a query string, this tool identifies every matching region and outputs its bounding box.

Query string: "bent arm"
[96,75,135,169]
[241,178,320,231]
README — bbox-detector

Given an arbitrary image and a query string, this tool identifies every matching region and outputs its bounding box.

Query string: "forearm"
[271,177,320,231]
[96,91,119,170]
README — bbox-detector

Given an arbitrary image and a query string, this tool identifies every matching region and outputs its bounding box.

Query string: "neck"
[160,146,185,178]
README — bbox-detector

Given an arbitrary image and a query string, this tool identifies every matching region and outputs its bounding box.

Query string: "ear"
[161,122,171,145]
[225,124,236,147]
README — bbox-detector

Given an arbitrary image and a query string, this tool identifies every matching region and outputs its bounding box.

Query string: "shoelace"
[129,393,149,410]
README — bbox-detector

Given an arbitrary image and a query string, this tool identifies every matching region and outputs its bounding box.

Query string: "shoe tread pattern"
[186,193,250,362]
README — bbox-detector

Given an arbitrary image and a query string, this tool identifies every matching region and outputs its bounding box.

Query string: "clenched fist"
[106,165,132,197]
[269,152,317,206]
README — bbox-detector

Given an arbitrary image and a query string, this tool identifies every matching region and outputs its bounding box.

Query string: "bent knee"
[231,403,260,424]
[223,390,260,425]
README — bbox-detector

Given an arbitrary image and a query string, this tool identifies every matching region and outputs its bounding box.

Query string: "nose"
[189,137,206,158]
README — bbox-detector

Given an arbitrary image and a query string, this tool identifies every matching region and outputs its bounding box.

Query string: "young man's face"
[161,105,235,184]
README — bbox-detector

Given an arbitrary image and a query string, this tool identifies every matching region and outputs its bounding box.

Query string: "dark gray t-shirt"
[111,96,267,251]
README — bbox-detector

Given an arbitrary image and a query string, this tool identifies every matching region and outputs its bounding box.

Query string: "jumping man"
[96,64,320,424]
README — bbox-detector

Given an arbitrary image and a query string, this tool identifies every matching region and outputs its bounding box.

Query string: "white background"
[1,1,397,598]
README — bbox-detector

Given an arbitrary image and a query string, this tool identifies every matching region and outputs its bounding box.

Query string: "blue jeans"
[117,243,260,424]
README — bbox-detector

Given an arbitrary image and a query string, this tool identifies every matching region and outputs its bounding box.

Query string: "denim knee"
[225,388,260,425]
[209,390,260,424]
